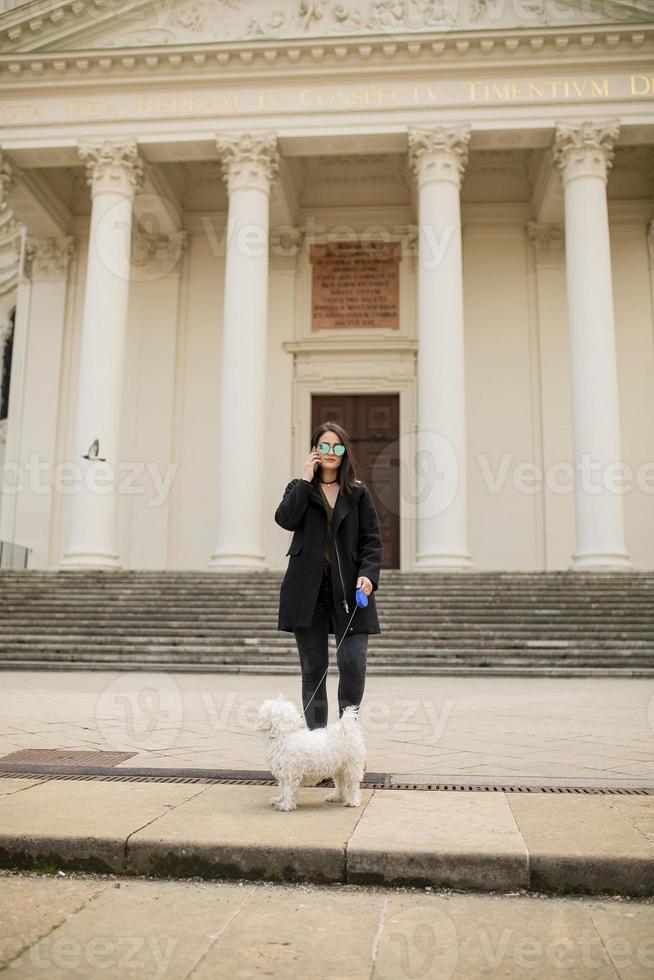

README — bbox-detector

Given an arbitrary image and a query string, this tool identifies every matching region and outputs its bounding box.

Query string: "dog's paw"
[272,799,297,811]
[325,792,343,803]
[343,796,362,807]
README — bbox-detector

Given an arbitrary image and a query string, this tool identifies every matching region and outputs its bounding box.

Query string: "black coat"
[275,477,382,638]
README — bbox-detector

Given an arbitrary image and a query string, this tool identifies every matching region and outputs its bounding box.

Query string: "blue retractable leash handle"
[303,587,369,711]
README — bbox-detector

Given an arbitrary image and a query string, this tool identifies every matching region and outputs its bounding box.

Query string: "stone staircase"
[0,569,652,675]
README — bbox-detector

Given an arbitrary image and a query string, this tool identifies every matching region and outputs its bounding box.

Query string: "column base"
[59,549,122,570]
[569,550,633,571]
[208,551,269,571]
[413,550,474,571]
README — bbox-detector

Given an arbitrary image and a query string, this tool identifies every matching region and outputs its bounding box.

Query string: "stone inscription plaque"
[310,241,400,330]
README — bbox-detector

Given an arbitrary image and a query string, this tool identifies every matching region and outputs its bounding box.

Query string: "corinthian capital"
[0,150,18,209]
[408,125,471,189]
[25,235,75,281]
[215,131,280,195]
[553,119,620,185]
[77,139,145,198]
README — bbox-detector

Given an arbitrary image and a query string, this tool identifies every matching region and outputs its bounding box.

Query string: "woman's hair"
[309,421,359,494]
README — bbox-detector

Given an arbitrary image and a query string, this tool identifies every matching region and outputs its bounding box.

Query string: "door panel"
[311,394,400,569]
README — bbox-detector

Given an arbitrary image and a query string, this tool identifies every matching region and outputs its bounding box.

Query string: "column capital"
[25,235,75,282]
[215,131,280,195]
[408,124,471,189]
[552,119,620,185]
[526,221,565,266]
[77,139,145,198]
[0,150,18,209]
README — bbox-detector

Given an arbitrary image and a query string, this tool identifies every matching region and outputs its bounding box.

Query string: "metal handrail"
[0,540,31,569]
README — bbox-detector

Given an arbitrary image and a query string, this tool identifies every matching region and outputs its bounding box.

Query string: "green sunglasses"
[317,441,346,456]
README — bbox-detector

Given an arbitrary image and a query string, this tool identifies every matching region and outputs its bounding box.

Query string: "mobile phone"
[312,445,319,471]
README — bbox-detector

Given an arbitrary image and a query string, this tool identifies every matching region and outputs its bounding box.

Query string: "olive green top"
[318,483,334,566]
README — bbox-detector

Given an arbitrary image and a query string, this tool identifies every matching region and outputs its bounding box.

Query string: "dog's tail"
[340,704,361,728]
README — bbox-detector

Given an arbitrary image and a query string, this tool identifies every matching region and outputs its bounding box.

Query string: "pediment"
[0,0,647,54]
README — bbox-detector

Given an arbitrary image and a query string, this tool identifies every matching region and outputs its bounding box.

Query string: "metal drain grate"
[0,764,651,795]
[0,749,136,767]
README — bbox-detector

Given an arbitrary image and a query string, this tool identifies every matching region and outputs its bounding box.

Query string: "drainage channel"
[0,764,651,795]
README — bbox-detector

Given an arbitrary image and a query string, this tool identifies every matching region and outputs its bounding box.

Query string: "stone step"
[0,628,651,652]
[0,642,650,659]
[0,569,651,674]
[1,659,652,677]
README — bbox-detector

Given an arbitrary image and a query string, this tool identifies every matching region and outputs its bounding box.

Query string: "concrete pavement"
[1,669,653,903]
[1,870,654,978]
[1,670,653,782]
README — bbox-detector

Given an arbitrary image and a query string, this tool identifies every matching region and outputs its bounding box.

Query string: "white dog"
[254,693,367,811]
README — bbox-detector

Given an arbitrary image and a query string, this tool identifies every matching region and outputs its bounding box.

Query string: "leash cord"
[303,602,359,711]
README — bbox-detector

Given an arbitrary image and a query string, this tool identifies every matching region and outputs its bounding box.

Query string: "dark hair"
[309,421,359,494]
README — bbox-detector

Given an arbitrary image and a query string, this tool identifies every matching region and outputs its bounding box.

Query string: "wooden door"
[311,394,399,569]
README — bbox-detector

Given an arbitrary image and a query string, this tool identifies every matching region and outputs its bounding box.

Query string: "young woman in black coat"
[274,421,382,731]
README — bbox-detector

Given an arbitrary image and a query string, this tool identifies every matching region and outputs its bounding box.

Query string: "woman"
[274,421,382,731]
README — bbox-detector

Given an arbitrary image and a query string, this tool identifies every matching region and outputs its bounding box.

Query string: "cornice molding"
[1,23,652,81]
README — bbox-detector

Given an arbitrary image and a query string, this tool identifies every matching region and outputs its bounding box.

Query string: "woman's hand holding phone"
[301,446,321,482]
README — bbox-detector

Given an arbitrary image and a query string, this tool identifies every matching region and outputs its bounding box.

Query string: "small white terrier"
[254,693,366,811]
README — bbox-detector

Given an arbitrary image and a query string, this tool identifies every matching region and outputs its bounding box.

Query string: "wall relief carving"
[44,0,630,50]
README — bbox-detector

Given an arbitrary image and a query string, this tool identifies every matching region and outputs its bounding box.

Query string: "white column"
[209,132,279,569]
[14,236,75,566]
[553,119,631,570]
[408,125,473,569]
[61,139,144,569]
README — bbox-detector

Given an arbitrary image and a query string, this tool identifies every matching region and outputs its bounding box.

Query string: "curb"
[0,779,652,897]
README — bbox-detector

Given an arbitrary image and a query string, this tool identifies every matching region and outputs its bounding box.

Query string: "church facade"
[0,0,653,573]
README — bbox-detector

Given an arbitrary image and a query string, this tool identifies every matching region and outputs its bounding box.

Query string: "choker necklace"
[320,478,338,485]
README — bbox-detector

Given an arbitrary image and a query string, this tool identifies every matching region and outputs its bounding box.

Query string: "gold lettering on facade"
[630,75,653,96]
[138,93,239,114]
[65,99,116,117]
[466,78,612,101]
[0,101,42,122]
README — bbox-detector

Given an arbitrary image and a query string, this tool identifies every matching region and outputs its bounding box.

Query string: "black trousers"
[293,563,368,729]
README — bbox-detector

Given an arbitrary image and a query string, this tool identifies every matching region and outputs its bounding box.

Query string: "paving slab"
[0,874,108,967]
[2,873,654,979]
[0,780,207,875]
[127,783,375,884]
[507,795,654,897]
[0,778,46,798]
[346,790,529,891]
[2,671,653,781]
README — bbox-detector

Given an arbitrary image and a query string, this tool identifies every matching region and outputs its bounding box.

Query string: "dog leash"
[303,596,362,712]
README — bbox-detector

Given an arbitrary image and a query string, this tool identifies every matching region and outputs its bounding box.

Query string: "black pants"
[293,563,368,729]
